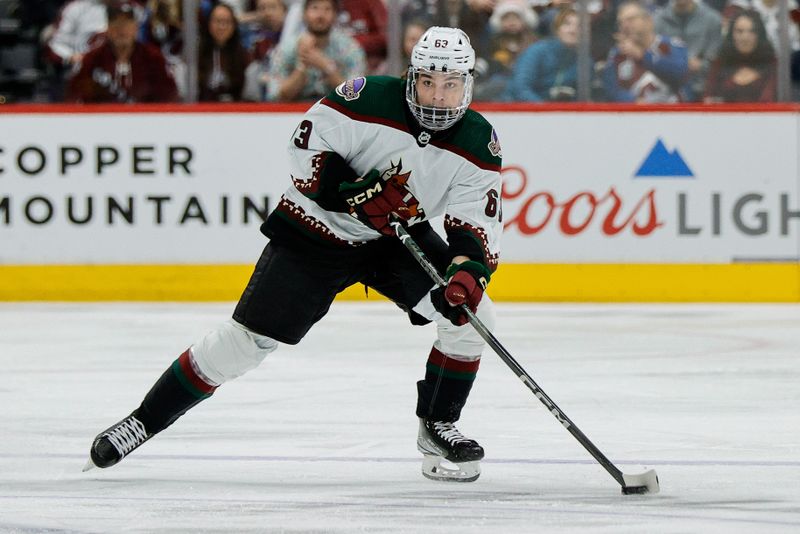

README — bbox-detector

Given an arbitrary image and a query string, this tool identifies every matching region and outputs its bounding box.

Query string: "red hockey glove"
[431,261,491,326]
[338,168,412,236]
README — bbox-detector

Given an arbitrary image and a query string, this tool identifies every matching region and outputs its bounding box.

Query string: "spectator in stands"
[534,0,615,61]
[655,0,722,100]
[705,10,776,102]
[536,0,573,37]
[46,0,113,69]
[66,0,178,103]
[248,0,287,59]
[603,0,690,102]
[338,0,388,74]
[725,0,800,98]
[505,7,578,101]
[276,0,384,74]
[402,0,496,69]
[199,3,251,101]
[243,0,288,100]
[475,0,538,100]
[139,0,183,58]
[241,0,276,47]
[267,0,365,102]
[400,19,430,75]
[723,0,800,54]
[278,0,386,72]
[139,0,186,97]
[490,1,539,67]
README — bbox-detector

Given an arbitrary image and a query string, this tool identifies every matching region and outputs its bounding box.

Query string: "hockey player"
[84,26,503,482]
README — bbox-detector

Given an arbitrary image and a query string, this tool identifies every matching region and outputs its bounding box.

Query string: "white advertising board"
[1,111,798,264]
[1,113,297,263]
[489,112,800,263]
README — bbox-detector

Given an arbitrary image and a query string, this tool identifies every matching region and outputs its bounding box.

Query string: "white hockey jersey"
[263,76,503,273]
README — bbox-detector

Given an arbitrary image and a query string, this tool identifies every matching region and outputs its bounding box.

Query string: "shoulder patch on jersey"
[487,128,502,158]
[323,76,408,129]
[335,77,367,101]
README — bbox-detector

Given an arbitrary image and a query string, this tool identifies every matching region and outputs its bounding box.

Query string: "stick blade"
[621,469,660,495]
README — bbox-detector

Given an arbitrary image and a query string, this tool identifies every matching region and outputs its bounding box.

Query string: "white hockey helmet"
[405,26,475,131]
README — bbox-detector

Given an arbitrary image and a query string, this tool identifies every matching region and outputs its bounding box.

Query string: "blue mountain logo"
[634,138,694,178]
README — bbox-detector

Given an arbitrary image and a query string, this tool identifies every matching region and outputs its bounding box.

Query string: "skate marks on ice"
[3,457,799,533]
[0,302,799,532]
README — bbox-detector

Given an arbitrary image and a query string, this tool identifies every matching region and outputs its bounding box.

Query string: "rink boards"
[1,103,799,301]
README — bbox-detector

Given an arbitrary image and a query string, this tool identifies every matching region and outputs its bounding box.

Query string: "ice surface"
[1,302,798,533]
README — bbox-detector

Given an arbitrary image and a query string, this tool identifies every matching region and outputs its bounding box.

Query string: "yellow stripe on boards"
[0,265,255,301]
[0,263,797,302]
[489,263,800,302]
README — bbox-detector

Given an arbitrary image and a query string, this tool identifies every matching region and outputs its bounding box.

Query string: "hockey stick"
[390,217,659,495]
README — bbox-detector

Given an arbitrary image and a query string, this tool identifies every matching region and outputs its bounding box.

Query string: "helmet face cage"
[405,67,473,131]
[405,26,476,131]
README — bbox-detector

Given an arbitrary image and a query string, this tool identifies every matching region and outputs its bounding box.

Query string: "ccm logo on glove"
[338,163,422,236]
[343,174,383,207]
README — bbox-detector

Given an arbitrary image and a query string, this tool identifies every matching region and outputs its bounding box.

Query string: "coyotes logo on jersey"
[381,160,425,224]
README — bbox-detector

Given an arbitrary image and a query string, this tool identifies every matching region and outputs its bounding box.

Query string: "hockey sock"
[416,347,480,422]
[135,349,218,434]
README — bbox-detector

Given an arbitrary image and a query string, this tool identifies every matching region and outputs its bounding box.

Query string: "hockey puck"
[621,485,650,495]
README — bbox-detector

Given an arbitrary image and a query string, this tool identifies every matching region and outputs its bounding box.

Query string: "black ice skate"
[83,412,153,471]
[417,418,484,482]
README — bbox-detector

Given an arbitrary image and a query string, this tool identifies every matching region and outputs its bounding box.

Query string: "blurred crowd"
[0,0,798,104]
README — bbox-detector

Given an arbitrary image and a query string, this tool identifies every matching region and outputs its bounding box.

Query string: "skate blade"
[82,459,96,472]
[421,455,480,483]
